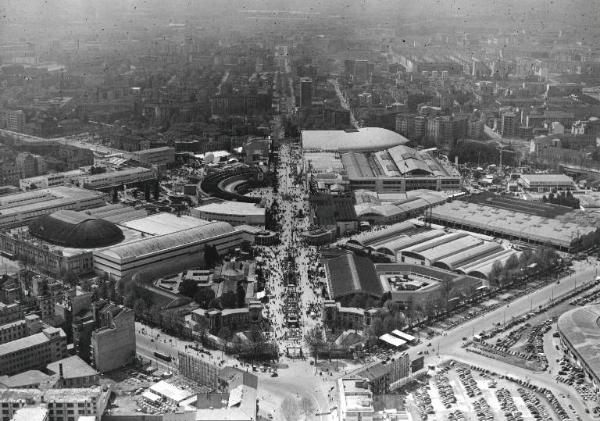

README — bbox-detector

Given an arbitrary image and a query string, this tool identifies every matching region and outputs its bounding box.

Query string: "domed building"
[29,210,124,248]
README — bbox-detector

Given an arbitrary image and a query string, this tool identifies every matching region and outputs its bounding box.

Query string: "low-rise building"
[338,377,375,421]
[0,186,106,230]
[518,173,575,192]
[47,356,99,388]
[0,327,68,375]
[191,202,266,226]
[80,167,156,190]
[323,301,376,331]
[355,353,411,394]
[19,170,85,191]
[190,300,263,334]
[128,147,175,167]
[0,386,111,421]
[0,314,42,344]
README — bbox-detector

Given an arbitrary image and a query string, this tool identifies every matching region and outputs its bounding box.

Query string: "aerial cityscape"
[1,0,600,420]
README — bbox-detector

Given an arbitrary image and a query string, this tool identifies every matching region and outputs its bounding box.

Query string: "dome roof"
[301,127,409,152]
[29,210,124,248]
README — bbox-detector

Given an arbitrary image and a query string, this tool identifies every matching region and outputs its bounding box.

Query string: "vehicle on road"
[154,351,172,362]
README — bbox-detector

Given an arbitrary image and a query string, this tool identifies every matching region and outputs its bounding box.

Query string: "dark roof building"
[311,194,358,227]
[28,210,124,248]
[323,251,382,299]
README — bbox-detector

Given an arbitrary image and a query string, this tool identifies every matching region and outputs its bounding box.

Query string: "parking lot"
[406,362,561,421]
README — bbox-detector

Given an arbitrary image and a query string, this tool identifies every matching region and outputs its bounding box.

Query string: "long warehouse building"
[429,201,596,251]
[0,186,106,229]
[93,221,256,281]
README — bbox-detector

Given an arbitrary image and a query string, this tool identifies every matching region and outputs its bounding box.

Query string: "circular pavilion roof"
[29,210,124,248]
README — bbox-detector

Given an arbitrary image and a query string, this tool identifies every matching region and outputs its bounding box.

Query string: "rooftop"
[355,191,448,220]
[519,173,575,185]
[84,204,147,224]
[0,331,51,356]
[324,251,382,299]
[0,186,104,217]
[463,192,572,218]
[82,166,153,182]
[342,145,459,180]
[430,201,595,248]
[0,370,49,388]
[121,213,212,236]
[96,221,235,263]
[302,127,408,152]
[194,202,266,217]
[47,355,98,379]
[149,380,194,403]
[134,146,175,154]
[29,210,124,248]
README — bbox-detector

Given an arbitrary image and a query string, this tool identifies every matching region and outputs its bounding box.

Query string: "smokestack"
[59,363,64,379]
[455,156,458,166]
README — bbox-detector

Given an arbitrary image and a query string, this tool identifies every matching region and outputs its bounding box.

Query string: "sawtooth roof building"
[557,305,600,390]
[346,222,518,280]
[301,127,409,152]
[340,144,461,193]
[354,189,449,224]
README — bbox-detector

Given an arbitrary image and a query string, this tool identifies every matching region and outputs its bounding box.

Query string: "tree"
[133,298,148,317]
[382,313,395,332]
[518,249,533,266]
[179,278,198,298]
[440,279,454,311]
[220,291,238,309]
[62,270,77,286]
[280,396,300,421]
[218,326,232,341]
[368,317,384,338]
[240,240,252,253]
[504,254,519,271]
[194,287,216,308]
[80,278,93,292]
[204,244,220,269]
[236,282,246,308]
[489,260,503,289]
[305,326,326,363]
[299,396,315,418]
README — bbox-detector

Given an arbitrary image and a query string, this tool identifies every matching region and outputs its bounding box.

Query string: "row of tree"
[488,247,560,289]
[571,227,600,251]
[542,191,580,209]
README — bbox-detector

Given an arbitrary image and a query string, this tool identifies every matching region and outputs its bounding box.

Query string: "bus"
[154,351,172,362]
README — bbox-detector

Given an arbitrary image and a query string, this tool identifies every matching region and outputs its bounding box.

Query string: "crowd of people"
[255,143,326,356]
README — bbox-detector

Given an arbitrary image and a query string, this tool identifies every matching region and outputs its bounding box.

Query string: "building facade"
[0,327,68,375]
[90,305,135,372]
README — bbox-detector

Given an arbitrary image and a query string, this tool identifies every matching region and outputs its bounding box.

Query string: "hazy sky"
[1,0,598,42]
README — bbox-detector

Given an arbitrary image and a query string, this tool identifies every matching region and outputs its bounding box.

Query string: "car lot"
[406,362,561,421]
